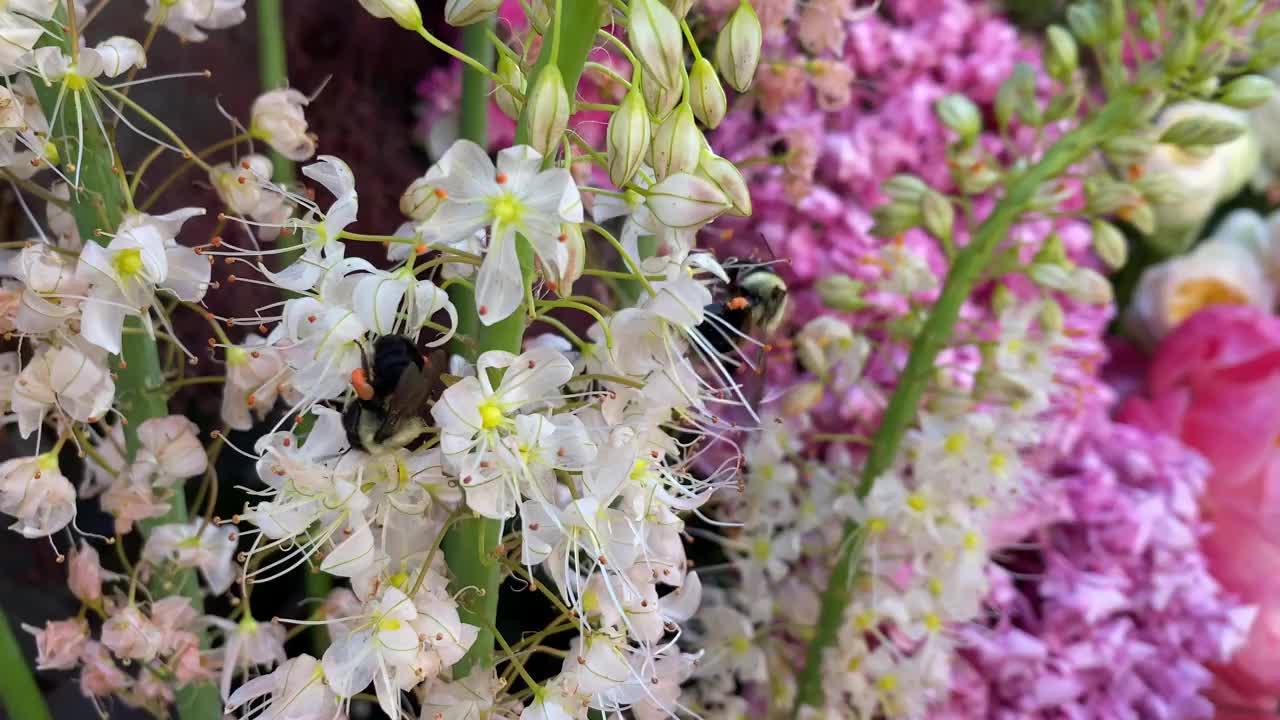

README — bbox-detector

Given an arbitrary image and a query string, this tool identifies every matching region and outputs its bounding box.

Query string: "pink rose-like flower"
[1119,305,1280,708]
[23,617,88,670]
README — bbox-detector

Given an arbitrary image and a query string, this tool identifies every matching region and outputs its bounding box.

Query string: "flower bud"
[401,175,443,222]
[542,222,586,297]
[1159,115,1247,147]
[781,381,824,417]
[608,86,651,187]
[920,190,953,242]
[689,58,727,129]
[881,174,929,203]
[1066,3,1103,46]
[1034,232,1069,266]
[714,1,763,92]
[651,103,700,179]
[1091,219,1128,270]
[1043,25,1078,82]
[444,0,501,26]
[250,89,315,162]
[494,55,526,120]
[796,316,859,377]
[1117,199,1156,236]
[645,173,731,229]
[1068,266,1114,305]
[1100,134,1155,166]
[629,0,683,93]
[1165,26,1198,77]
[1029,263,1073,292]
[815,274,864,311]
[664,0,694,18]
[698,151,751,216]
[935,94,981,142]
[641,71,681,120]
[359,0,424,30]
[991,283,1014,314]
[1219,74,1277,110]
[526,65,570,155]
[869,201,921,238]
[1039,298,1065,334]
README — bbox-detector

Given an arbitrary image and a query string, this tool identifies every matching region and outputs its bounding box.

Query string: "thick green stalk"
[0,608,52,720]
[31,10,221,720]
[255,0,295,184]
[442,1,601,679]
[790,93,1140,715]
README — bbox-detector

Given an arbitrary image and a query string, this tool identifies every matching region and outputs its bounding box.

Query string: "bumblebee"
[343,335,446,454]
[697,261,790,356]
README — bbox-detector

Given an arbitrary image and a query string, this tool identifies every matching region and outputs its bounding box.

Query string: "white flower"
[1128,230,1274,343]
[272,296,365,402]
[225,654,339,719]
[142,521,238,594]
[462,412,596,519]
[208,615,287,702]
[209,154,294,239]
[92,36,146,77]
[0,451,75,538]
[432,345,575,470]
[260,156,356,292]
[250,89,316,162]
[0,1,55,74]
[421,141,583,325]
[418,672,502,720]
[134,415,207,486]
[146,0,247,42]
[11,340,115,438]
[6,242,87,335]
[321,587,419,713]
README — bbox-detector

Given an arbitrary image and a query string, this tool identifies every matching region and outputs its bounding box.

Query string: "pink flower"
[101,606,163,662]
[1119,305,1280,709]
[68,543,109,605]
[79,641,131,699]
[22,617,88,670]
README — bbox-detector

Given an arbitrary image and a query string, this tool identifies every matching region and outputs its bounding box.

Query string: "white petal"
[495,145,544,188]
[160,245,210,301]
[495,345,573,407]
[320,519,376,577]
[322,632,377,698]
[302,156,357,202]
[645,173,731,229]
[474,226,523,326]
[353,274,409,335]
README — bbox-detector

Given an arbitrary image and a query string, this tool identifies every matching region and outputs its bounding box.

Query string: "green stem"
[442,1,601,680]
[790,93,1140,716]
[255,0,295,185]
[32,11,221,720]
[0,608,52,720]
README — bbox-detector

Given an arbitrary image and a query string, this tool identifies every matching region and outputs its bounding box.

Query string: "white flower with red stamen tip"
[221,335,288,431]
[432,345,575,472]
[145,0,247,43]
[133,415,207,486]
[321,586,420,715]
[11,339,115,438]
[206,614,287,702]
[270,296,365,402]
[420,140,583,325]
[260,156,357,292]
[0,451,75,538]
[561,632,635,698]
[418,671,503,720]
[462,412,596,520]
[250,88,316,162]
[101,606,163,663]
[224,654,339,719]
[7,242,87,335]
[209,154,293,239]
[21,618,88,671]
[142,520,238,594]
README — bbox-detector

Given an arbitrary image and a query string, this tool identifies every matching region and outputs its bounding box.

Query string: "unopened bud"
[991,283,1014,314]
[715,1,763,92]
[689,58,727,129]
[1033,233,1068,266]
[444,0,501,26]
[651,103,701,179]
[545,223,586,296]
[1066,3,1104,46]
[607,86,651,187]
[359,0,424,30]
[781,381,825,417]
[698,151,751,216]
[882,174,929,203]
[401,175,443,221]
[1117,199,1156,236]
[1164,26,1198,77]
[641,71,681,120]
[1028,263,1073,292]
[935,94,980,142]
[1084,176,1143,215]
[1068,266,1113,305]
[664,0,694,19]
[815,274,864,311]
[920,190,953,242]
[1101,134,1155,166]
[1091,219,1128,270]
[869,201,921,238]
[494,55,526,120]
[1044,25,1078,82]
[629,0,683,93]
[1039,298,1064,334]
[526,65,570,155]
[1219,74,1277,110]
[796,316,858,377]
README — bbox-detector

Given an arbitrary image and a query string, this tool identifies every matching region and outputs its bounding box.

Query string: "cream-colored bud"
[664,0,694,19]
[689,58,727,129]
[608,86,651,187]
[444,0,501,26]
[651,103,700,179]
[1069,266,1114,305]
[935,94,980,140]
[781,381,824,417]
[1219,74,1276,110]
[526,65,570,155]
[1091,219,1128,271]
[494,55,526,120]
[359,0,423,30]
[641,71,681,120]
[629,0,683,92]
[698,151,751,216]
[1039,298,1065,334]
[815,275,864,311]
[714,1,762,92]
[920,190,953,242]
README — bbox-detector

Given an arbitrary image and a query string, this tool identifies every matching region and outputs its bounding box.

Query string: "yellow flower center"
[225,347,247,367]
[866,517,887,534]
[963,531,980,551]
[943,432,968,455]
[924,613,942,633]
[36,452,59,473]
[478,400,504,430]
[730,636,751,655]
[905,493,927,512]
[1169,278,1250,325]
[490,193,524,226]
[378,618,402,632]
[65,70,88,92]
[389,571,410,590]
[877,674,898,692]
[752,536,771,558]
[112,248,145,278]
[629,459,648,481]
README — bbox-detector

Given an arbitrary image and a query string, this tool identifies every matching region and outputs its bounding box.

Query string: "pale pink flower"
[221,335,288,430]
[757,63,808,114]
[810,59,856,112]
[172,637,217,685]
[797,0,852,54]
[79,641,131,698]
[129,672,174,708]
[784,128,819,202]
[68,543,111,605]
[100,468,170,535]
[101,606,163,662]
[22,617,88,670]
[135,415,207,486]
[0,452,76,538]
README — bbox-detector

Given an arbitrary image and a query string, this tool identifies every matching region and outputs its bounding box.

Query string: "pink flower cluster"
[935,419,1252,719]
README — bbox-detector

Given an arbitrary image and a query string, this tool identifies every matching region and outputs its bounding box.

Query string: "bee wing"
[376,351,447,443]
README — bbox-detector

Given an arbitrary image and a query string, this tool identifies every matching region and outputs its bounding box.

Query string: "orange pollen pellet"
[237,176,247,184]
[227,275,238,283]
[557,233,567,243]
[433,188,447,199]
[240,160,251,169]
[250,351,261,358]
[414,243,428,255]
[307,314,317,323]
[350,368,375,401]
[211,236,223,246]
[246,393,257,407]
[293,416,304,425]
[258,324,268,333]
[495,173,508,184]
[558,448,566,457]
[728,296,750,311]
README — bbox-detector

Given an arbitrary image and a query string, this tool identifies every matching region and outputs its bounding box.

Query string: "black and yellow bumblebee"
[343,335,447,453]
[696,259,790,357]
